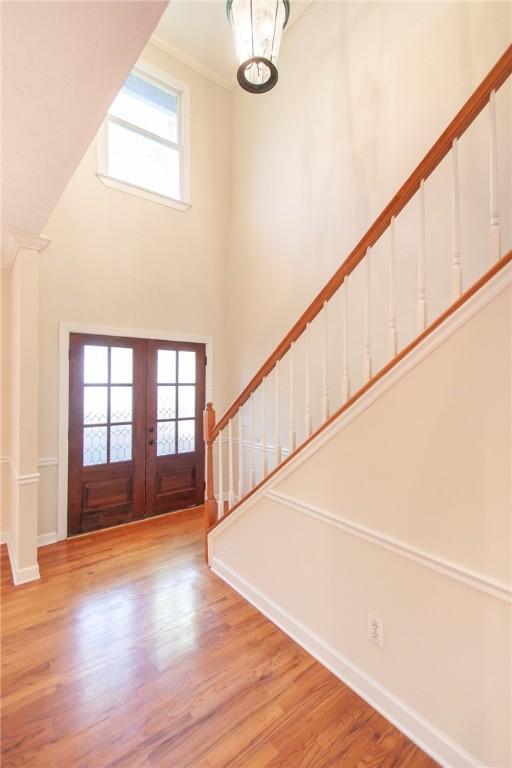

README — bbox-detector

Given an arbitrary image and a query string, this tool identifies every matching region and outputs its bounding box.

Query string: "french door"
[68,333,206,535]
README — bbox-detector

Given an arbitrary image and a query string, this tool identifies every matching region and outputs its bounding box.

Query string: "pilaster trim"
[3,230,51,270]
[38,458,59,468]
[17,472,40,486]
[4,531,41,585]
[1,457,57,470]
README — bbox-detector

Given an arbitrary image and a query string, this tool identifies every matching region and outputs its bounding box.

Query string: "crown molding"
[3,231,51,271]
[285,0,313,32]
[149,0,313,94]
[149,36,235,92]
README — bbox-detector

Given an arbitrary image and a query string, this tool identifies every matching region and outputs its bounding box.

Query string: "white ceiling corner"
[150,33,235,91]
[150,0,313,91]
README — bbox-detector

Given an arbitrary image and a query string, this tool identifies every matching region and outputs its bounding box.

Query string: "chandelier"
[227,0,290,94]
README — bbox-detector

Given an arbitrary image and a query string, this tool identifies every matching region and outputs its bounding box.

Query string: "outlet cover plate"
[368,614,384,648]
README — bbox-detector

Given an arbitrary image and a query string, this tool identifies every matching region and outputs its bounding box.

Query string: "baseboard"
[4,532,40,585]
[211,556,480,768]
[37,532,58,547]
[0,530,7,545]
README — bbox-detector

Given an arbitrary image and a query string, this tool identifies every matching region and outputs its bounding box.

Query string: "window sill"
[96,173,191,211]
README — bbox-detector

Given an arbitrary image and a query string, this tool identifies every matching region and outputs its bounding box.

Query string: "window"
[82,344,134,466]
[97,65,190,210]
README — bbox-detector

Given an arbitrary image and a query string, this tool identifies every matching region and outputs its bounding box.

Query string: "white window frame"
[97,62,191,211]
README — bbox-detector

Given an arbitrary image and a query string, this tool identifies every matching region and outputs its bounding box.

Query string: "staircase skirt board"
[210,256,512,540]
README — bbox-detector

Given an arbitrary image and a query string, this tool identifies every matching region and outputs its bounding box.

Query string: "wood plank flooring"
[1,509,438,767]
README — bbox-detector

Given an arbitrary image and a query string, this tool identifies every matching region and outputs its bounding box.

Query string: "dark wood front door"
[145,340,206,517]
[68,334,206,536]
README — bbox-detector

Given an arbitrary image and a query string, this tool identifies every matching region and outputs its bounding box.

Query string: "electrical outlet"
[368,615,384,648]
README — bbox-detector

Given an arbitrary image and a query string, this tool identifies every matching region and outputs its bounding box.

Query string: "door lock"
[148,439,155,445]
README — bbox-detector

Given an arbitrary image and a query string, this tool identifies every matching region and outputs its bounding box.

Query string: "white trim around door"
[57,322,214,541]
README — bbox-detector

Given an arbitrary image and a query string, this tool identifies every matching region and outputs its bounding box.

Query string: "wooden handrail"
[209,250,512,532]
[211,44,512,439]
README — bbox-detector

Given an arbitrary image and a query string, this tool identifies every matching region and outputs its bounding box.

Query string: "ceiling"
[152,0,312,90]
[1,0,167,256]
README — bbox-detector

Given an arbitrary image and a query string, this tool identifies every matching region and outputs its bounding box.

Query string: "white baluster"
[451,138,462,300]
[363,248,372,381]
[289,342,296,452]
[249,393,255,488]
[321,301,330,421]
[389,217,398,357]
[275,360,282,465]
[489,89,501,263]
[217,433,224,519]
[341,279,350,402]
[237,409,243,501]
[417,179,427,332]
[305,323,312,437]
[228,419,234,509]
[261,377,268,478]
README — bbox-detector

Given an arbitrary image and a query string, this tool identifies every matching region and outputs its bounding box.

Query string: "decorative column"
[2,232,50,584]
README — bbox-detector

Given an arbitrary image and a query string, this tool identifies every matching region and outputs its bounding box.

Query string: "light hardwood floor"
[1,509,438,767]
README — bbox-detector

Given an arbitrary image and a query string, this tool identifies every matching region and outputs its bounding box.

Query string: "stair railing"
[204,45,512,536]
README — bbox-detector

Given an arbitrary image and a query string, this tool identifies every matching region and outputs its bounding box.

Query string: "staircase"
[201,47,512,768]
[204,45,511,539]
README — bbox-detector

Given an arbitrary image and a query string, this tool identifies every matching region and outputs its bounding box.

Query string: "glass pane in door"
[158,386,176,419]
[157,350,176,383]
[83,426,108,466]
[178,386,195,417]
[83,386,108,424]
[178,351,195,383]
[84,345,108,383]
[177,420,195,453]
[110,386,133,423]
[81,344,134,466]
[110,425,133,462]
[111,347,133,383]
[157,421,176,456]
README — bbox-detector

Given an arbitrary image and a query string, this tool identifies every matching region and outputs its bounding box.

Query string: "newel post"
[203,403,217,539]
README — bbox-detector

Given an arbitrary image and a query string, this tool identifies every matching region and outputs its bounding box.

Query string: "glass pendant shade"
[227,0,290,93]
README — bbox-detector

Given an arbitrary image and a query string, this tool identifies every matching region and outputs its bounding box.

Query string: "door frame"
[57,322,213,541]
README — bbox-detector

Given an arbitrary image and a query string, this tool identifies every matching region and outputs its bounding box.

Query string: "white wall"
[225,1,511,409]
[19,1,512,540]
[1,0,167,253]
[210,277,512,768]
[38,42,232,536]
